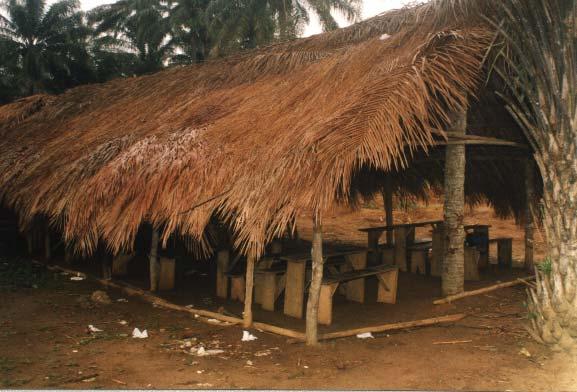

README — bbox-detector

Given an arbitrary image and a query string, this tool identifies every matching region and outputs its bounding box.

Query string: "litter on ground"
[241,331,258,342]
[356,332,374,339]
[132,328,148,338]
[88,325,102,332]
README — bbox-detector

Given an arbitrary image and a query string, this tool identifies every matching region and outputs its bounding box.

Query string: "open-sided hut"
[0,0,539,344]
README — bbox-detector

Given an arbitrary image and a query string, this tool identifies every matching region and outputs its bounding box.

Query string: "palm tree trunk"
[442,109,467,296]
[528,154,577,351]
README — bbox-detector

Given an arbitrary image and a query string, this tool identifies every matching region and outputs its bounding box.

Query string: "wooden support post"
[377,269,398,303]
[159,257,176,290]
[367,231,382,265]
[283,260,306,318]
[442,109,467,296]
[112,253,132,276]
[498,239,513,269]
[44,229,51,261]
[318,283,338,325]
[394,227,409,271]
[524,160,535,271]
[64,246,73,264]
[260,272,278,311]
[410,250,427,275]
[431,223,445,277]
[305,216,324,345]
[473,226,489,268]
[100,245,112,280]
[243,255,256,328]
[26,230,34,255]
[149,228,160,292]
[216,250,230,298]
[384,177,394,245]
[464,247,480,281]
[271,239,283,256]
[230,276,245,301]
[345,252,367,303]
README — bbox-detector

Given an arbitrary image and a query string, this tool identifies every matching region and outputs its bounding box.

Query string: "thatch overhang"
[0,0,535,258]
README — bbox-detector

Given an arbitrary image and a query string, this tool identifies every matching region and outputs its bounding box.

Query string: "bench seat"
[318,264,398,325]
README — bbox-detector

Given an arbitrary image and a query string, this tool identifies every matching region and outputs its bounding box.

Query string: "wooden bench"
[254,266,286,311]
[282,248,368,319]
[407,240,432,275]
[489,237,513,268]
[318,265,399,325]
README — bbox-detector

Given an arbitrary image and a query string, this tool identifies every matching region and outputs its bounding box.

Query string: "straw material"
[0,0,497,257]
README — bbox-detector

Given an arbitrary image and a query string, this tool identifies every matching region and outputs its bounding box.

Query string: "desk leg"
[394,227,408,272]
[345,252,367,303]
[284,261,306,319]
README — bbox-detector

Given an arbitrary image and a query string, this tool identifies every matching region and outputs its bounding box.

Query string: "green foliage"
[0,0,95,95]
[0,0,361,101]
[537,257,552,275]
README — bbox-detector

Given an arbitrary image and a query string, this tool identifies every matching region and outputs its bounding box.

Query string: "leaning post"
[442,108,467,296]
[306,215,324,345]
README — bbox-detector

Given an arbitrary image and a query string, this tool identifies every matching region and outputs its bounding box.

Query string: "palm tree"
[491,0,577,351]
[87,0,175,75]
[205,0,360,56]
[0,0,93,95]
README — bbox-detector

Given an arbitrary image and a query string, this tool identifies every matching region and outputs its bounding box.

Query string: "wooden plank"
[230,276,245,301]
[158,257,175,291]
[112,253,133,276]
[319,314,467,340]
[260,272,277,311]
[149,229,160,292]
[464,247,480,281]
[394,226,409,272]
[216,250,230,298]
[345,252,367,303]
[498,238,513,268]
[410,250,427,275]
[377,269,398,304]
[431,224,444,277]
[284,260,306,318]
[318,283,338,325]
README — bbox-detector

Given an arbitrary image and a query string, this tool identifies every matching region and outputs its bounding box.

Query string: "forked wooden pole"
[243,254,256,328]
[149,228,160,292]
[306,215,324,345]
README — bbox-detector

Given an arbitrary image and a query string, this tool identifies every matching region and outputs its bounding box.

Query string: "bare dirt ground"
[1,202,576,391]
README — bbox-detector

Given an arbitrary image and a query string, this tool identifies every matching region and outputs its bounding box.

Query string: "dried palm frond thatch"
[0,0,517,257]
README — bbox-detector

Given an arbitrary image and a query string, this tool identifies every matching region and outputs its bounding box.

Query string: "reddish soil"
[1,201,576,391]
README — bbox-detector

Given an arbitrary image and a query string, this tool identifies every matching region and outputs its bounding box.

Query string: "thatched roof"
[0,0,525,257]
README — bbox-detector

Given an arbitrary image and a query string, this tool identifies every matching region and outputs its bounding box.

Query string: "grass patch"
[536,257,552,275]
